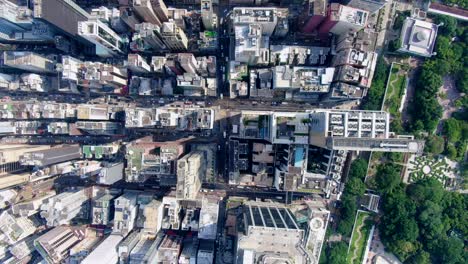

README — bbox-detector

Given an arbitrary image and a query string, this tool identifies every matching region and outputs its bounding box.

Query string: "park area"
[404,155,460,188]
[383,63,408,115]
[347,210,373,264]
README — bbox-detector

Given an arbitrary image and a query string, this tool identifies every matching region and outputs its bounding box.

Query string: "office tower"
[113,192,138,236]
[34,226,88,264]
[78,19,125,57]
[19,145,82,167]
[151,0,169,22]
[91,193,114,225]
[301,0,327,33]
[318,4,369,35]
[32,0,90,38]
[39,189,90,226]
[128,54,151,73]
[176,151,206,200]
[161,22,188,51]
[2,51,56,74]
[201,0,216,30]
[178,53,199,74]
[133,0,161,26]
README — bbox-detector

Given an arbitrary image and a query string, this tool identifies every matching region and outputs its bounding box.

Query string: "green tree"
[346,177,366,196]
[407,178,445,204]
[337,194,357,236]
[405,250,431,264]
[432,237,467,264]
[348,158,368,180]
[446,144,457,160]
[433,14,458,37]
[444,118,462,143]
[325,242,348,264]
[418,200,445,240]
[375,164,401,194]
[424,135,445,155]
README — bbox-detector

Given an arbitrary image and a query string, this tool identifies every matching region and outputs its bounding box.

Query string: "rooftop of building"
[399,17,438,57]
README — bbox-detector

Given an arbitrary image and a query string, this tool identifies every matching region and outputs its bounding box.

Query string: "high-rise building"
[344,0,386,13]
[0,0,33,40]
[19,145,82,167]
[39,188,90,226]
[34,226,88,264]
[91,193,114,225]
[113,192,138,236]
[0,145,51,175]
[201,0,216,30]
[32,0,91,37]
[301,0,327,33]
[0,211,37,245]
[161,22,188,51]
[234,24,269,65]
[133,23,166,51]
[97,162,124,185]
[198,199,219,240]
[178,53,199,74]
[128,54,151,73]
[81,234,123,264]
[318,4,369,36]
[176,151,206,200]
[151,0,169,22]
[78,19,125,57]
[237,201,308,264]
[2,51,56,74]
[118,230,141,263]
[133,0,162,26]
[157,235,183,263]
[141,199,163,235]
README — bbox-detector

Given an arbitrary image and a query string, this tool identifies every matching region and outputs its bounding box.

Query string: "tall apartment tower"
[39,189,90,226]
[151,0,169,22]
[161,22,188,51]
[176,151,206,200]
[301,0,327,33]
[178,53,198,74]
[78,19,125,57]
[201,0,215,30]
[113,192,138,236]
[134,23,166,50]
[2,51,56,74]
[133,0,161,26]
[318,3,369,36]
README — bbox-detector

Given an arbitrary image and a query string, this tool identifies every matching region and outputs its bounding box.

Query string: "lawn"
[384,63,407,115]
[347,211,373,264]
